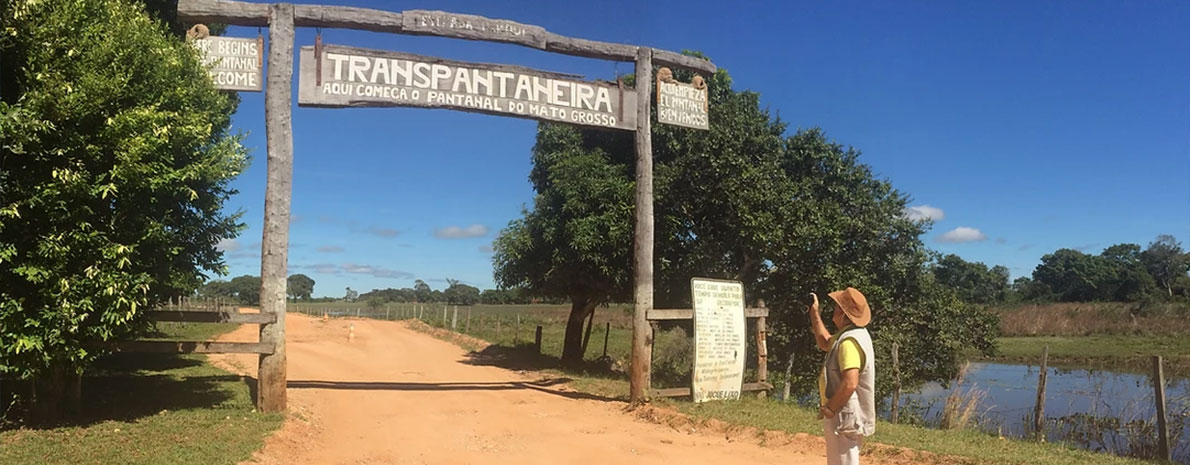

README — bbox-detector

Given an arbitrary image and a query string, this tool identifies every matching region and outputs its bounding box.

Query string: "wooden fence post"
[1033,345,1049,441]
[534,326,543,353]
[783,357,794,402]
[756,300,768,399]
[256,1,295,414]
[466,307,471,333]
[891,342,901,424]
[602,322,611,358]
[1153,355,1171,462]
[515,314,521,344]
[629,46,655,404]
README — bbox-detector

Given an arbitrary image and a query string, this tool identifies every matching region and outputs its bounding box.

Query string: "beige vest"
[824,326,876,437]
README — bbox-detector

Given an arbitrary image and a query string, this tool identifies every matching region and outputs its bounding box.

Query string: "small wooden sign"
[297,44,637,131]
[656,67,709,130]
[402,10,549,49]
[192,36,263,92]
[690,277,746,403]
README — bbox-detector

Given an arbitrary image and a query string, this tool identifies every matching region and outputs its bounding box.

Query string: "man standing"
[809,288,876,465]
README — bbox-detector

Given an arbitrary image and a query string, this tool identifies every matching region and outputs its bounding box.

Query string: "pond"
[901,362,1190,462]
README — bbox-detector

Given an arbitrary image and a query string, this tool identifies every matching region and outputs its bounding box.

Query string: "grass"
[393,305,1159,465]
[678,397,1151,465]
[0,321,282,465]
[987,335,1190,377]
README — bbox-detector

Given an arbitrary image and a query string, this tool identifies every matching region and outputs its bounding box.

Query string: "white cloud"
[293,263,413,280]
[216,238,241,252]
[903,205,945,222]
[317,245,345,253]
[937,227,988,244]
[434,224,489,239]
[479,245,494,253]
[369,227,399,238]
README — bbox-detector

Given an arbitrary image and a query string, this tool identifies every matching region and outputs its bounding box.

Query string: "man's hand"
[817,405,833,420]
[809,292,819,313]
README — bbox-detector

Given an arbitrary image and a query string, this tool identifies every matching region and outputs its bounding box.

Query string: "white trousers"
[823,415,862,465]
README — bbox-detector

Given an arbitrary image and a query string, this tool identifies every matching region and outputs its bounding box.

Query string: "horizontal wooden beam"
[104,341,275,354]
[651,382,774,398]
[176,0,716,74]
[647,307,769,321]
[147,311,275,324]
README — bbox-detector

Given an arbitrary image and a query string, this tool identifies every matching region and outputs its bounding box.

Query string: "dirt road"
[210,314,861,465]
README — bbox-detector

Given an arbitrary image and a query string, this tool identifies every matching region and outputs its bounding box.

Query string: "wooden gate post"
[891,342,901,424]
[755,300,768,399]
[257,2,295,414]
[1153,355,1172,462]
[629,46,655,404]
[1033,345,1049,440]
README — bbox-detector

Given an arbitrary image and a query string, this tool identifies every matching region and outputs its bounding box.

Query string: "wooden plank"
[403,10,548,49]
[629,47,654,404]
[756,314,768,398]
[176,0,716,74]
[651,382,774,398]
[647,307,769,320]
[296,45,638,131]
[147,311,275,324]
[257,2,294,414]
[106,341,275,354]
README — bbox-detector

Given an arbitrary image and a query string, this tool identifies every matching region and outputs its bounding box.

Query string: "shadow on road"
[287,378,618,403]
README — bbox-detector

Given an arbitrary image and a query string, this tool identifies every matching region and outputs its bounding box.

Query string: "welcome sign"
[298,44,637,131]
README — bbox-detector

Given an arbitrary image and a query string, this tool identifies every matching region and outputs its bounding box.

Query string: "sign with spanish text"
[192,36,262,92]
[298,44,637,131]
[657,68,709,130]
[690,277,745,403]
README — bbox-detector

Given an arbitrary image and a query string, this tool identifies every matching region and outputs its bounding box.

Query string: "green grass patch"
[0,323,282,465]
[676,397,1151,465]
[985,335,1190,377]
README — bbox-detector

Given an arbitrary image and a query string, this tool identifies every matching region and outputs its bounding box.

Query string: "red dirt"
[209,314,941,465]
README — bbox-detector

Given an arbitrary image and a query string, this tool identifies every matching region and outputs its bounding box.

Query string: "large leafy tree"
[0,0,246,417]
[287,274,316,301]
[494,61,997,383]
[1141,235,1189,298]
[931,254,1010,304]
[493,123,635,366]
[443,279,481,306]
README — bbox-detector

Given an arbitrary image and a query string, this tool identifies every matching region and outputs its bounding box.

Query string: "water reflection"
[901,362,1190,462]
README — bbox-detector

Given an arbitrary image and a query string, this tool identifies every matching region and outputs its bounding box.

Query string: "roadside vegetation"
[0,322,281,465]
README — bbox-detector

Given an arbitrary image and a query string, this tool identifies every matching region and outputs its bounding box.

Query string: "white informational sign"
[690,277,746,403]
[657,76,708,130]
[192,36,262,92]
[297,44,638,131]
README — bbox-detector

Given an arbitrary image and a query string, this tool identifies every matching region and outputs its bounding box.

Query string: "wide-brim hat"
[828,287,871,327]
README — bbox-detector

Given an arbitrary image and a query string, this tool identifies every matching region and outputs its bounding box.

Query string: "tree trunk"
[581,307,597,354]
[561,296,598,367]
[31,364,68,423]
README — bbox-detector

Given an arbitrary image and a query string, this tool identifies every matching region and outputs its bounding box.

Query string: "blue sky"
[213,0,1190,297]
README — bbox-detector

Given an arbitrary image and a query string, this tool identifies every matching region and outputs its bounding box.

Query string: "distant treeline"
[935,235,1190,305]
[198,275,562,307]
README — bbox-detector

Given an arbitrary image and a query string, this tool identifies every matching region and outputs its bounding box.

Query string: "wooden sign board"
[298,44,637,131]
[192,36,262,92]
[403,10,549,49]
[690,277,746,403]
[657,70,708,130]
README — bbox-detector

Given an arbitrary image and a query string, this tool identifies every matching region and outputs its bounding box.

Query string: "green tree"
[412,279,432,303]
[493,123,635,366]
[931,254,1010,304]
[0,0,246,418]
[287,274,315,301]
[1100,243,1157,302]
[1141,235,1189,298]
[228,275,261,305]
[443,279,480,306]
[494,60,997,382]
[343,287,359,302]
